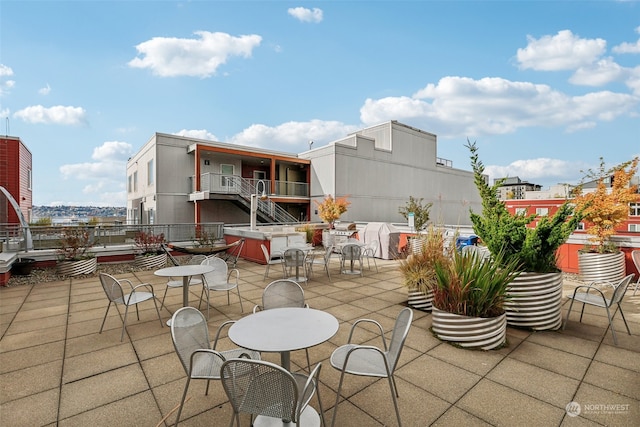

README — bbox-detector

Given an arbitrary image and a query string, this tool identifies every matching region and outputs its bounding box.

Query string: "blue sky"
[1,0,639,207]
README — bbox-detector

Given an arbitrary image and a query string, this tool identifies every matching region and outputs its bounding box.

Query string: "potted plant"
[431,249,520,350]
[316,195,350,248]
[56,227,97,276]
[133,230,168,269]
[398,196,433,253]
[466,141,582,330]
[399,224,452,311]
[573,157,639,282]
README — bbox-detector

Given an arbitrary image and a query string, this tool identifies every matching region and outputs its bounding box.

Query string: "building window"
[133,171,138,192]
[515,207,527,215]
[630,202,640,216]
[629,223,640,232]
[147,159,154,185]
[28,168,32,190]
[536,207,549,216]
[576,222,585,231]
[221,164,234,186]
[128,175,132,193]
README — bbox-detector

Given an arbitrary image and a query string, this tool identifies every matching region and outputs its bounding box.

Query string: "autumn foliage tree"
[315,195,350,226]
[573,157,639,253]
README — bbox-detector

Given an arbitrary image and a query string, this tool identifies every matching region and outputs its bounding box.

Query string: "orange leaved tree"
[315,195,350,227]
[573,157,639,253]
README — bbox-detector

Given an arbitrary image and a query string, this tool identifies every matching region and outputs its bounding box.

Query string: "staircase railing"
[237,177,299,224]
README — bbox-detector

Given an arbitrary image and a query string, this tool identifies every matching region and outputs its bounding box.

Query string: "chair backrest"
[162,243,180,266]
[262,280,306,310]
[189,254,208,265]
[99,273,125,303]
[202,256,229,285]
[170,307,210,375]
[226,238,245,266]
[283,248,305,267]
[386,307,414,373]
[610,274,634,306]
[261,243,276,263]
[220,358,300,422]
[341,244,362,261]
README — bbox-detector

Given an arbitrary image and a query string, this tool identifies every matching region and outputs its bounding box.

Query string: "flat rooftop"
[1,257,638,426]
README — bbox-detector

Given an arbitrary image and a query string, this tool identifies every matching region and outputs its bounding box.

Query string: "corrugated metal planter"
[578,251,625,283]
[57,257,97,276]
[134,253,167,270]
[504,272,563,331]
[431,307,506,350]
[407,288,433,311]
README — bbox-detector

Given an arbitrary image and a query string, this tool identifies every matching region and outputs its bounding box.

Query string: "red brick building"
[0,136,33,224]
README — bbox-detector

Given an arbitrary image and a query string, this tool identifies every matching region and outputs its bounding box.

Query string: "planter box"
[11,258,36,275]
[57,257,97,276]
[504,272,563,331]
[134,253,167,270]
[407,288,433,311]
[578,251,626,283]
[431,307,506,350]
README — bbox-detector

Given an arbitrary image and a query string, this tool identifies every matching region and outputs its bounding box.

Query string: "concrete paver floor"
[1,257,638,426]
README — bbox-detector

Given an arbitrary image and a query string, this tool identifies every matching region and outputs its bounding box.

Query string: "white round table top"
[154,264,214,277]
[229,307,339,353]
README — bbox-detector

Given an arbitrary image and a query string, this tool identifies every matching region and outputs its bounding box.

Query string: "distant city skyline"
[2,1,639,207]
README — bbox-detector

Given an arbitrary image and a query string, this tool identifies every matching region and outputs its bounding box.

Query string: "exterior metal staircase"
[235,177,299,224]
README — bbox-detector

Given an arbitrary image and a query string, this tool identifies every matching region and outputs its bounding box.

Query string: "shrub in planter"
[134,231,167,269]
[56,227,97,276]
[399,225,453,311]
[431,250,520,350]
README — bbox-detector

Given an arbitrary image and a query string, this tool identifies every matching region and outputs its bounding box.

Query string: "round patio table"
[228,307,339,371]
[154,264,214,325]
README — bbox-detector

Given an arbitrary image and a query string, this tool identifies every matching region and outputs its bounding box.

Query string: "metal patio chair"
[220,358,325,427]
[219,238,245,268]
[330,307,413,427]
[306,245,334,281]
[260,243,282,280]
[198,255,244,318]
[361,239,379,273]
[170,307,260,426]
[253,279,311,371]
[283,248,308,282]
[563,274,634,345]
[340,243,363,276]
[98,273,164,342]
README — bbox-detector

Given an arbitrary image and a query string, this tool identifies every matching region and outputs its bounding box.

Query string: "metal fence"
[0,222,225,252]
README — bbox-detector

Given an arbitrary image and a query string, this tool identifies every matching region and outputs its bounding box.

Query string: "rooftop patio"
[1,257,638,426]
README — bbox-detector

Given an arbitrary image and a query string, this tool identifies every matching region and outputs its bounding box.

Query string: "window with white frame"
[28,168,32,190]
[630,202,640,216]
[133,171,138,192]
[221,164,234,186]
[536,207,549,216]
[515,207,527,215]
[629,223,640,232]
[576,222,585,231]
[128,175,132,193]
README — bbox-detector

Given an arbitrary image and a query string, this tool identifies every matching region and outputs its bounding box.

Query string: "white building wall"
[301,121,482,226]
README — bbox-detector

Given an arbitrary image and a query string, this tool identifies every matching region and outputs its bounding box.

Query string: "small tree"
[573,157,639,253]
[398,196,432,231]
[315,195,350,227]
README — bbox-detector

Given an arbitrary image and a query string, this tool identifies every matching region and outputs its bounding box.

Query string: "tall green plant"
[466,140,581,273]
[398,196,432,231]
[399,225,452,293]
[433,250,520,318]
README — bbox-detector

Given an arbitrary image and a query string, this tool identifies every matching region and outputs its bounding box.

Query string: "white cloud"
[288,7,323,23]
[569,57,626,86]
[128,31,262,78]
[360,76,638,138]
[60,141,132,206]
[174,129,219,141]
[484,158,590,186]
[38,84,51,95]
[613,26,640,54]
[516,30,606,71]
[13,105,87,125]
[227,119,358,148]
[0,64,15,96]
